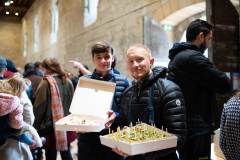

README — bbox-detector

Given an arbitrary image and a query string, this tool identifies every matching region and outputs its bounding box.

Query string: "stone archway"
[153,0,239,44]
[174,11,206,43]
[153,0,238,24]
[153,0,205,24]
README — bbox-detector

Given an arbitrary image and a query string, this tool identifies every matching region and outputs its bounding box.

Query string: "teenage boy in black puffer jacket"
[167,19,231,160]
[113,44,186,160]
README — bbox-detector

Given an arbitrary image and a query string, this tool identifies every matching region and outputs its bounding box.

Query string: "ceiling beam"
[0,5,28,11]
[0,15,22,21]
[18,0,23,5]
[23,0,27,5]
[0,0,34,21]
[28,0,34,6]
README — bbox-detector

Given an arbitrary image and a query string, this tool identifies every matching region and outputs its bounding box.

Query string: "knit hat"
[0,57,7,68]
[6,59,17,72]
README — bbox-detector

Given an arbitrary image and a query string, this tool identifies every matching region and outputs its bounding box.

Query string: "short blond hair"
[127,44,151,58]
[0,73,31,97]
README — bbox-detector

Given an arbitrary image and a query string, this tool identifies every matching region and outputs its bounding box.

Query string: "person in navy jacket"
[77,41,129,160]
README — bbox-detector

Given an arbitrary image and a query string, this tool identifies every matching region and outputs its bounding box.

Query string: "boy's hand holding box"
[55,77,116,132]
[100,123,178,156]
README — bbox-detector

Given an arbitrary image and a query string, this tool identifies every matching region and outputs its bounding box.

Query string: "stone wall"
[20,0,206,80]
[22,0,84,75]
[0,20,22,67]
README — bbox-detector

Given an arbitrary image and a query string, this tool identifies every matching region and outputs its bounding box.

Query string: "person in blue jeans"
[76,41,129,160]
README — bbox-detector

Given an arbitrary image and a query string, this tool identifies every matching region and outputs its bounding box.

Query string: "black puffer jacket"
[167,42,231,140]
[118,66,186,159]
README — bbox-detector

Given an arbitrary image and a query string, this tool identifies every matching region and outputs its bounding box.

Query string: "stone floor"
[41,140,224,160]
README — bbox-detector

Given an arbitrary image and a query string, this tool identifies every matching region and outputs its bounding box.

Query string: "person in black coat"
[114,44,186,160]
[167,19,231,160]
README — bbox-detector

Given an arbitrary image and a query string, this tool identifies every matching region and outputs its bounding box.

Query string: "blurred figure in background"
[17,67,24,74]
[23,63,42,104]
[34,58,75,160]
[68,65,89,90]
[34,62,43,77]
[4,59,18,78]
[78,65,89,77]
[67,71,74,80]
[23,63,43,160]
[0,57,7,80]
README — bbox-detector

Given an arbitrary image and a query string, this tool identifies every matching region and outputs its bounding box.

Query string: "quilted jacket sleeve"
[143,80,187,158]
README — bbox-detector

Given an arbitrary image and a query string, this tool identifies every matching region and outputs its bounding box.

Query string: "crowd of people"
[0,19,237,160]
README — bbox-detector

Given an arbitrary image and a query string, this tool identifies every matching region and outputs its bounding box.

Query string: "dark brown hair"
[91,41,115,57]
[24,63,36,73]
[186,19,213,42]
[34,61,42,68]
[42,58,67,84]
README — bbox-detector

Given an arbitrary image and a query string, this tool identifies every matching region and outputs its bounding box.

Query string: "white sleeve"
[20,91,35,125]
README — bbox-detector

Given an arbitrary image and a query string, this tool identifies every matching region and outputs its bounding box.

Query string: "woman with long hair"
[33,58,75,160]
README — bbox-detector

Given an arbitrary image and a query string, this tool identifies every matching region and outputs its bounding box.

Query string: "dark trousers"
[156,152,178,160]
[178,134,211,160]
[45,143,73,160]
[78,133,122,160]
[78,142,122,160]
[31,148,43,160]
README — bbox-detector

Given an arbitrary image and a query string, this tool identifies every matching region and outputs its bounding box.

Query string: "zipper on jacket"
[137,81,142,96]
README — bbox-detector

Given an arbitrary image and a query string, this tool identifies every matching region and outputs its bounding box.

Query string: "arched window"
[51,0,58,43]
[33,15,39,51]
[23,29,27,57]
[84,0,99,27]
